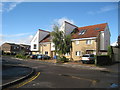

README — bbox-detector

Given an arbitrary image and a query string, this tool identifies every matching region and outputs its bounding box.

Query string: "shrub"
[26,55,30,59]
[57,56,69,63]
[108,46,113,58]
[15,54,26,59]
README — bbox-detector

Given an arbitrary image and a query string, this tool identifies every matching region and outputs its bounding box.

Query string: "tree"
[51,25,72,59]
[107,46,114,63]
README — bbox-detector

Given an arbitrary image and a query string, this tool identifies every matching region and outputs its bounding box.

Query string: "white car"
[81,54,95,64]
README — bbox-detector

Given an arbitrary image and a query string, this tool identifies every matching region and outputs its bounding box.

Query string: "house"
[30,29,50,55]
[1,43,21,55]
[19,44,31,55]
[1,43,31,55]
[31,21,110,61]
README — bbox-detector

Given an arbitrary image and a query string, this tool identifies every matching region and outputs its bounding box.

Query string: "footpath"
[14,57,120,73]
[1,61,35,89]
[62,62,120,73]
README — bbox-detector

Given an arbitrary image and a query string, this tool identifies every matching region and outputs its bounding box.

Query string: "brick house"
[19,44,31,55]
[31,21,110,61]
[1,43,31,55]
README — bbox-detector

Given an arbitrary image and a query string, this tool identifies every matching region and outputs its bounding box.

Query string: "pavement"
[1,61,34,89]
[62,62,120,73]
[13,57,120,72]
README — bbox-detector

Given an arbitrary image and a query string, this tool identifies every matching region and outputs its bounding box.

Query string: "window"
[52,45,55,47]
[14,47,16,49]
[86,40,92,44]
[79,30,86,35]
[90,54,94,57]
[75,41,79,45]
[44,44,47,46]
[34,44,37,49]
[45,51,48,55]
[95,28,100,30]
[65,53,70,56]
[76,51,81,56]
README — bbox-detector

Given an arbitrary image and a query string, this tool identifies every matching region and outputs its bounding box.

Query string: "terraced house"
[30,21,110,61]
[1,43,31,55]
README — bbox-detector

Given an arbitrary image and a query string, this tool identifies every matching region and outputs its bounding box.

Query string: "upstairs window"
[75,41,79,45]
[44,44,47,46]
[86,40,92,45]
[14,46,16,49]
[95,28,100,30]
[34,44,37,49]
[79,30,86,35]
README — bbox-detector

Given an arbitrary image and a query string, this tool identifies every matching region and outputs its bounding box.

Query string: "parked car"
[37,54,51,60]
[30,54,37,59]
[81,54,95,64]
[43,55,51,60]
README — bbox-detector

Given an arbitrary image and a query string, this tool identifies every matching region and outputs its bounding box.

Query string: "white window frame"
[86,40,92,45]
[65,53,70,56]
[76,51,81,56]
[75,41,79,45]
[79,30,86,35]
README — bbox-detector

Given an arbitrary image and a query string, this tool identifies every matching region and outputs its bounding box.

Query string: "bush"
[57,56,69,63]
[15,54,26,59]
[26,55,31,59]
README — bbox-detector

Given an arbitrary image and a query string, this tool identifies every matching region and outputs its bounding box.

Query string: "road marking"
[58,74,98,86]
[13,72,40,88]
[70,76,98,85]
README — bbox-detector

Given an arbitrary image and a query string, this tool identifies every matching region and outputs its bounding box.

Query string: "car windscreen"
[82,55,89,57]
[90,55,94,57]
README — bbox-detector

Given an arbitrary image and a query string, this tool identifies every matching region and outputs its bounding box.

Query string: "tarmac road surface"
[2,56,119,88]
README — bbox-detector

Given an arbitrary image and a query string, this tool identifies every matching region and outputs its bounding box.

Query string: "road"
[2,56,119,88]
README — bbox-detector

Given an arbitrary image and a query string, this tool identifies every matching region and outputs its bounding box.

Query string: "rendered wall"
[30,30,49,52]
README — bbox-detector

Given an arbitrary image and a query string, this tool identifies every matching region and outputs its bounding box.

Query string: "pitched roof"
[39,29,50,33]
[72,23,107,39]
[39,34,51,43]
[4,43,19,46]
[39,23,107,43]
[64,21,78,28]
[19,44,30,47]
